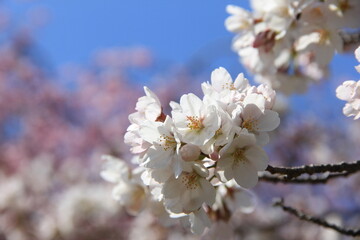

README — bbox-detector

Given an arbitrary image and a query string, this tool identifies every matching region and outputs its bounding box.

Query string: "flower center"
[232,148,247,164]
[222,82,236,90]
[181,173,199,190]
[186,116,204,131]
[159,134,177,150]
[242,118,258,132]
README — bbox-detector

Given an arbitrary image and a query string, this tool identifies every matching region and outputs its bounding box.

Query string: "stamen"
[186,116,204,131]
[222,82,236,90]
[181,173,199,190]
[159,134,176,150]
[232,148,246,164]
[242,118,258,132]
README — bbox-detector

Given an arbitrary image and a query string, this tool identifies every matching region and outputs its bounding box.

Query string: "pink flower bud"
[180,144,201,162]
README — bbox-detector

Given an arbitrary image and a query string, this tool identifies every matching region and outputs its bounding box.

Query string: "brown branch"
[265,160,360,179]
[273,199,360,237]
[259,171,357,184]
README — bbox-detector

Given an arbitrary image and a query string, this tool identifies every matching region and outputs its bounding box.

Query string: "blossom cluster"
[109,67,280,234]
[336,46,360,120]
[226,0,360,94]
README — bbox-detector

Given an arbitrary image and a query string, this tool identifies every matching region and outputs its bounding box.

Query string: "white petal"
[143,146,172,168]
[144,86,160,103]
[211,67,232,92]
[162,178,182,198]
[233,161,258,188]
[242,103,263,121]
[222,165,235,181]
[182,188,204,212]
[189,208,211,235]
[138,121,162,144]
[170,101,181,111]
[257,110,280,131]
[255,132,270,146]
[355,46,360,63]
[150,167,173,183]
[199,178,216,206]
[100,155,129,183]
[233,189,256,214]
[180,93,203,115]
[244,146,269,171]
[172,156,184,178]
[233,133,256,148]
[336,81,356,101]
[217,156,234,169]
[233,73,249,91]
[343,103,356,117]
[243,94,266,112]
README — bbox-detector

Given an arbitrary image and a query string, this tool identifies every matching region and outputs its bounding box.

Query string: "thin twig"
[266,160,360,179]
[259,171,357,184]
[273,199,360,237]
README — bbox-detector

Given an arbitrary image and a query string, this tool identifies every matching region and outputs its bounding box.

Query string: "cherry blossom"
[336,46,360,120]
[121,66,279,234]
[101,155,148,215]
[162,170,216,214]
[171,93,221,146]
[217,134,268,188]
[225,0,360,94]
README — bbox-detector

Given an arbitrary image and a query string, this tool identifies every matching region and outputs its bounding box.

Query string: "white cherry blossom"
[217,134,268,188]
[162,169,215,214]
[336,80,360,120]
[202,67,250,107]
[200,108,236,154]
[336,47,360,120]
[225,5,252,33]
[101,156,148,215]
[225,1,360,93]
[139,116,186,175]
[171,93,221,146]
[120,67,280,235]
[188,208,212,235]
[239,103,280,145]
[124,86,163,154]
[356,46,360,72]
[134,86,162,121]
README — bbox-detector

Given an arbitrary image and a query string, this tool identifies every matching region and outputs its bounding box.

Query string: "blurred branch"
[259,171,357,184]
[273,199,360,237]
[265,160,360,179]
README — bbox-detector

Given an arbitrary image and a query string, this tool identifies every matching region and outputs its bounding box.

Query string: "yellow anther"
[186,116,204,131]
[181,173,199,190]
[222,82,236,90]
[159,134,176,150]
[232,148,246,164]
[242,118,258,132]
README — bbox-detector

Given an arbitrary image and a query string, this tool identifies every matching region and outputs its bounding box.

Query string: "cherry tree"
[103,0,360,238]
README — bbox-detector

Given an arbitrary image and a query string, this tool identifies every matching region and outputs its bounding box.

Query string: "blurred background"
[0,0,360,239]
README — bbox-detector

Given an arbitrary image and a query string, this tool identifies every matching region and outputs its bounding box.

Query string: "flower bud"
[180,144,201,162]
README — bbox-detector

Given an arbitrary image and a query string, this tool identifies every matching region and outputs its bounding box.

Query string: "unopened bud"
[180,144,201,162]
[209,151,219,160]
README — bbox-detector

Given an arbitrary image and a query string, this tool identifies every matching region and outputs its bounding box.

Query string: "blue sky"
[3,0,359,120]
[5,0,249,66]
